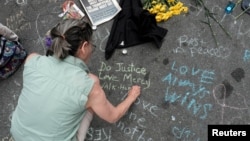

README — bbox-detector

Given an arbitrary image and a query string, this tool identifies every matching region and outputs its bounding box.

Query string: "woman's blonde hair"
[46,19,93,59]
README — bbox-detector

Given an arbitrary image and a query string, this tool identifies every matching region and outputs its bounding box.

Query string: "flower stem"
[205,14,219,47]
[209,13,232,39]
[235,5,250,20]
[191,0,232,46]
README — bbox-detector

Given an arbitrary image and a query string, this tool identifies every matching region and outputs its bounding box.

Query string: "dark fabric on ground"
[105,0,168,60]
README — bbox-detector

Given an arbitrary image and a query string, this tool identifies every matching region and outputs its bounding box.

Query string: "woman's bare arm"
[86,74,141,123]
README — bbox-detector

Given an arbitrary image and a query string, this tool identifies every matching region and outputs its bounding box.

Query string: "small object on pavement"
[122,49,127,55]
[225,1,236,14]
[59,0,85,19]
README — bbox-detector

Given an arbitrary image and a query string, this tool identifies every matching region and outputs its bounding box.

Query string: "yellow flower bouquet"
[143,0,189,22]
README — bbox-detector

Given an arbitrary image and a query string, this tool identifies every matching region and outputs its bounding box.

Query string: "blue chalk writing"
[172,126,201,141]
[169,61,216,84]
[162,61,215,119]
[200,70,215,84]
[165,86,212,119]
[243,49,250,62]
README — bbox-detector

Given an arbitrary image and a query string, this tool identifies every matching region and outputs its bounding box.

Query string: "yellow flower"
[172,9,181,15]
[159,4,167,12]
[169,6,176,11]
[149,8,158,14]
[166,11,174,17]
[154,3,162,10]
[175,2,183,8]
[155,14,163,22]
[144,0,188,22]
[162,14,170,21]
[152,0,157,4]
[181,7,189,13]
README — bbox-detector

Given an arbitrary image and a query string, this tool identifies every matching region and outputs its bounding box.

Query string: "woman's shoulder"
[25,53,40,63]
[88,73,100,83]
